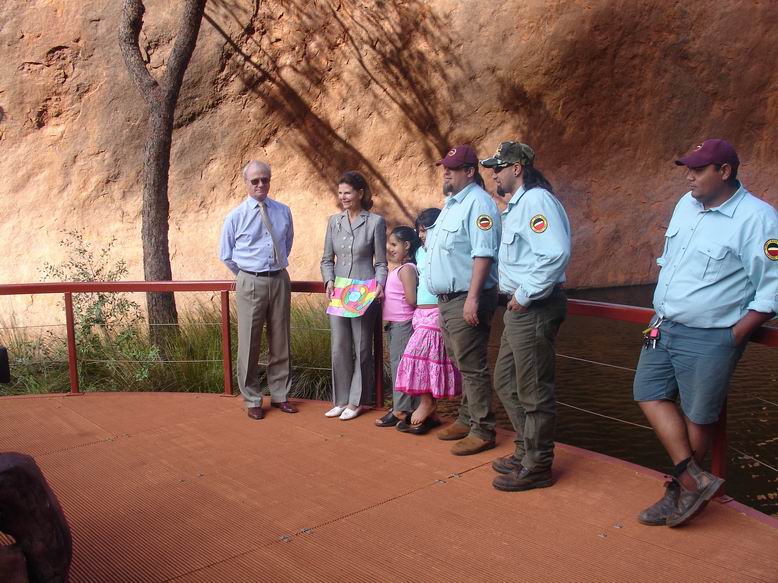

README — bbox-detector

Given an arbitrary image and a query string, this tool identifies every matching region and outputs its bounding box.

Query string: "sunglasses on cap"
[249,177,271,186]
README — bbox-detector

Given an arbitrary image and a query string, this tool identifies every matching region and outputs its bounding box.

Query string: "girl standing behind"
[375,226,421,427]
[396,208,462,434]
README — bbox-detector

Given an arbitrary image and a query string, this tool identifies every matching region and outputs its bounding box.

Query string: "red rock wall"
[1,0,777,318]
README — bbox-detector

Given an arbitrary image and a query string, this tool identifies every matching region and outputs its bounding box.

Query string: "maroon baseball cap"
[436,144,478,168]
[675,139,740,169]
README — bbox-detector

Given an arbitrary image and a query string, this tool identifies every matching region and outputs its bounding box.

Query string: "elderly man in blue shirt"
[634,139,778,527]
[480,141,572,492]
[426,144,502,455]
[220,160,297,420]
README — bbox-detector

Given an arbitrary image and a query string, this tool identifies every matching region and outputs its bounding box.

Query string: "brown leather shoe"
[436,422,470,441]
[666,459,724,527]
[638,479,680,526]
[247,406,264,420]
[271,401,299,414]
[493,466,552,491]
[450,434,496,456]
[492,454,523,475]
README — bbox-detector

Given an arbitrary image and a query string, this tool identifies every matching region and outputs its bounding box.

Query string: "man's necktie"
[258,201,282,265]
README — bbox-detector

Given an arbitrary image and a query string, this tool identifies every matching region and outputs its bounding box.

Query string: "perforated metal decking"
[1,393,775,582]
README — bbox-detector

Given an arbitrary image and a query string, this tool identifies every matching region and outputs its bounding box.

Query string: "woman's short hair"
[338,171,373,210]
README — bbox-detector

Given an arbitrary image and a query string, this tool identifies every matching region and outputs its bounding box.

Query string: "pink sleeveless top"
[383,263,417,322]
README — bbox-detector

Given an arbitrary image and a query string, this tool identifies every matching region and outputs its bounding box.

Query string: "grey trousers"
[235,270,292,408]
[438,288,498,441]
[329,302,378,407]
[385,319,418,413]
[493,290,567,471]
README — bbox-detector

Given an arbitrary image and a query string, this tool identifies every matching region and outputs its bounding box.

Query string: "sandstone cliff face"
[1,0,777,320]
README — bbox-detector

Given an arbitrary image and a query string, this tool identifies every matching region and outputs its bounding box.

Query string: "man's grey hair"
[242,160,271,179]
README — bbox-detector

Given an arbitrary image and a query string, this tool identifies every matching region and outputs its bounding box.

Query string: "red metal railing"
[1,282,777,488]
[0,281,385,405]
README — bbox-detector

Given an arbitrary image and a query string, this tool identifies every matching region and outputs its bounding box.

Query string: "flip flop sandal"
[375,411,402,427]
[398,416,441,435]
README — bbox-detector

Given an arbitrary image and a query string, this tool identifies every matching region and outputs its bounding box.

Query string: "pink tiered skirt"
[395,307,462,399]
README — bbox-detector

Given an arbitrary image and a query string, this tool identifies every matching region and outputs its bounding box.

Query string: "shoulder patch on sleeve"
[477,214,494,231]
[765,239,778,260]
[530,214,548,233]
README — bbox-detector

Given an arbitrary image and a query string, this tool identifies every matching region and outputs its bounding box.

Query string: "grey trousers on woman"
[329,302,378,407]
[385,319,419,413]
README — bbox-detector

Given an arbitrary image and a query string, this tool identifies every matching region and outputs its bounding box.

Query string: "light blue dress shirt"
[415,246,438,305]
[220,196,294,274]
[499,185,572,306]
[425,183,501,294]
[653,184,778,328]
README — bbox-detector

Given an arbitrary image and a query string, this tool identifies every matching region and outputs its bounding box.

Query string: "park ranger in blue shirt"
[634,139,778,528]
[480,141,572,492]
[426,144,502,455]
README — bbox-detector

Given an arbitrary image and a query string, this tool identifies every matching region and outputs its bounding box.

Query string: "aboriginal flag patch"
[530,214,548,233]
[765,239,778,261]
[477,214,493,231]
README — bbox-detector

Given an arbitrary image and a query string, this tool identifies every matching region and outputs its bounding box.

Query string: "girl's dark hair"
[338,170,374,210]
[415,208,441,232]
[523,166,554,193]
[391,226,421,263]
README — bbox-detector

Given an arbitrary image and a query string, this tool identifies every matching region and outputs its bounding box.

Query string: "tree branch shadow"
[205,0,466,222]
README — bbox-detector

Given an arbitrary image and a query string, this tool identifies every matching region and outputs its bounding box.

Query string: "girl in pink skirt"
[395,208,462,435]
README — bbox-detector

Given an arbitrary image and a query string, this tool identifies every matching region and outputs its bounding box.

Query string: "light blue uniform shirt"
[220,196,294,274]
[499,185,572,306]
[425,183,501,294]
[654,184,778,328]
[415,246,437,305]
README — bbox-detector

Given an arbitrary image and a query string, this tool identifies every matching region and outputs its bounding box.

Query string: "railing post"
[64,292,80,395]
[220,291,234,396]
[374,302,384,409]
[712,398,728,496]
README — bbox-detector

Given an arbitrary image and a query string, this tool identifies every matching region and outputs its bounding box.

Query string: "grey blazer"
[321,210,388,286]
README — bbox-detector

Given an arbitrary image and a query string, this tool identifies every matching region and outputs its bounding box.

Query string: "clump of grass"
[0,295,338,401]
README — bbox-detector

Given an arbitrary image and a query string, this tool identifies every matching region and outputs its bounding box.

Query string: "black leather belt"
[241,269,282,277]
[499,284,564,306]
[438,291,468,302]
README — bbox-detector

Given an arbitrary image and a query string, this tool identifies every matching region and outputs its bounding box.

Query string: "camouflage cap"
[480,141,535,168]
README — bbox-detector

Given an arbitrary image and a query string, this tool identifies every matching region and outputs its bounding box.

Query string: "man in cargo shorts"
[634,139,778,527]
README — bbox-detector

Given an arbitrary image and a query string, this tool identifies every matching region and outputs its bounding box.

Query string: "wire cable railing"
[2,282,778,493]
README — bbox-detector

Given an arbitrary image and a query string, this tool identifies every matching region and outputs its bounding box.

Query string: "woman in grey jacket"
[320,171,388,420]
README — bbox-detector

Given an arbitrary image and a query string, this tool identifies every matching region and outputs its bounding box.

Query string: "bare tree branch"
[162,0,208,109]
[117,0,160,107]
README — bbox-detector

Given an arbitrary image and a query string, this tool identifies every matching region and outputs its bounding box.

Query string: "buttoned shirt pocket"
[500,229,521,263]
[440,220,467,255]
[657,224,679,268]
[697,243,730,282]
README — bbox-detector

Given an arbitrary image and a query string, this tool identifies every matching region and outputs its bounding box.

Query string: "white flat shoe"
[339,407,362,421]
[325,405,347,418]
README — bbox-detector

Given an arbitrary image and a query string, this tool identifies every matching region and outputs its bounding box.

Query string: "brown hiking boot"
[450,434,496,456]
[492,454,523,475]
[666,459,724,527]
[493,466,552,491]
[436,422,470,441]
[638,479,680,526]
